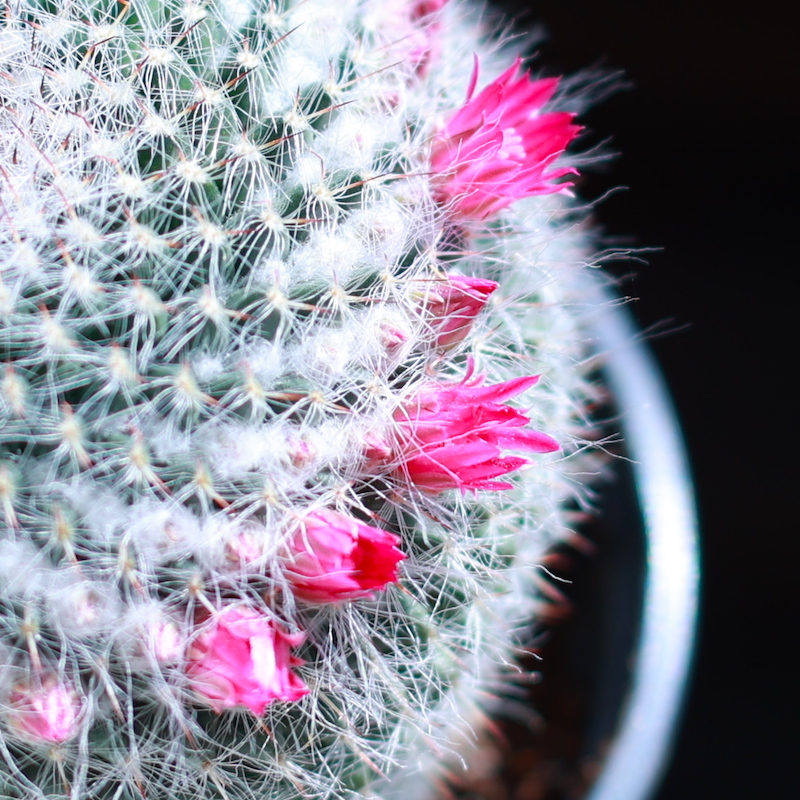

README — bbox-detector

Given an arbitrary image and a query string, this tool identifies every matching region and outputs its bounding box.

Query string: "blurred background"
[483,1,796,798]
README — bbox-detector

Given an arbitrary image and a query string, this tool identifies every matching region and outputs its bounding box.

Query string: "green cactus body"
[0,1,601,797]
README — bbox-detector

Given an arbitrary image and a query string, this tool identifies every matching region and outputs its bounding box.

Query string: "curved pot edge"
[581,275,701,800]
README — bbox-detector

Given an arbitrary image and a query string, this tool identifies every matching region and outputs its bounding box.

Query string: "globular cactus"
[0,0,603,797]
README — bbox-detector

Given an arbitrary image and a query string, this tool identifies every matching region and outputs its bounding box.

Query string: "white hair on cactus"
[0,0,606,796]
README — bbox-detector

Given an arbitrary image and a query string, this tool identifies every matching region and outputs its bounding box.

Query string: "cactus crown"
[1,0,600,797]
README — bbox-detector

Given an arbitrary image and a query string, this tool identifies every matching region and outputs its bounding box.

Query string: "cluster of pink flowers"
[185,509,404,715]
[178,260,560,716]
[181,350,558,715]
[430,58,581,220]
[6,36,576,743]
[179,43,575,723]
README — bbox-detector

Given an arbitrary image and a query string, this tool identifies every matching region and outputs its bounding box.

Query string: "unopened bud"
[8,678,82,745]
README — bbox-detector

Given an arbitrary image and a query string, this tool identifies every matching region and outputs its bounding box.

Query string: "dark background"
[487,1,796,798]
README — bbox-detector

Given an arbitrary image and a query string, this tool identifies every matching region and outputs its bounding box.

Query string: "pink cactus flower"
[284,509,405,603]
[393,371,559,493]
[430,58,582,219]
[422,274,498,348]
[8,679,81,744]
[187,606,308,715]
[410,0,448,19]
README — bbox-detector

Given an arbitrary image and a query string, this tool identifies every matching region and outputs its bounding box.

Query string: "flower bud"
[283,509,405,603]
[8,679,82,744]
[422,274,498,348]
[187,605,308,716]
[148,618,184,664]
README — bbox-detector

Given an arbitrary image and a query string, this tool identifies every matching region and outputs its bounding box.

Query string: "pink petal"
[431,59,581,220]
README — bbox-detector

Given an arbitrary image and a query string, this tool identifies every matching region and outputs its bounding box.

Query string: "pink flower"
[422,274,498,348]
[393,371,559,493]
[430,58,582,219]
[8,679,81,744]
[284,509,405,603]
[187,606,308,715]
[410,0,448,19]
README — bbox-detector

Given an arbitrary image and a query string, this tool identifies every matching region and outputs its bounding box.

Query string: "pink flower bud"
[8,679,82,744]
[186,605,308,716]
[422,274,498,348]
[392,371,559,494]
[364,431,393,461]
[284,509,405,603]
[410,0,448,19]
[286,435,316,469]
[430,58,581,219]
[225,527,264,566]
[149,618,184,664]
[287,439,317,469]
[376,317,411,351]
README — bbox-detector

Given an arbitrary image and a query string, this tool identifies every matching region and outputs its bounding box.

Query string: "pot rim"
[582,275,700,800]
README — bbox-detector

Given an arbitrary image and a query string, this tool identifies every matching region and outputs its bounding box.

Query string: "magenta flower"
[422,274,498,348]
[8,679,82,744]
[430,58,581,219]
[187,605,308,715]
[284,509,405,603]
[393,372,559,493]
[410,0,448,18]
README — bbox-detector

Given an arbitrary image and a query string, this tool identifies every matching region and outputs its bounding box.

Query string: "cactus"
[0,0,603,797]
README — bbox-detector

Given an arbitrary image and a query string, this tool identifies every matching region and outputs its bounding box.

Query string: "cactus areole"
[0,0,606,797]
